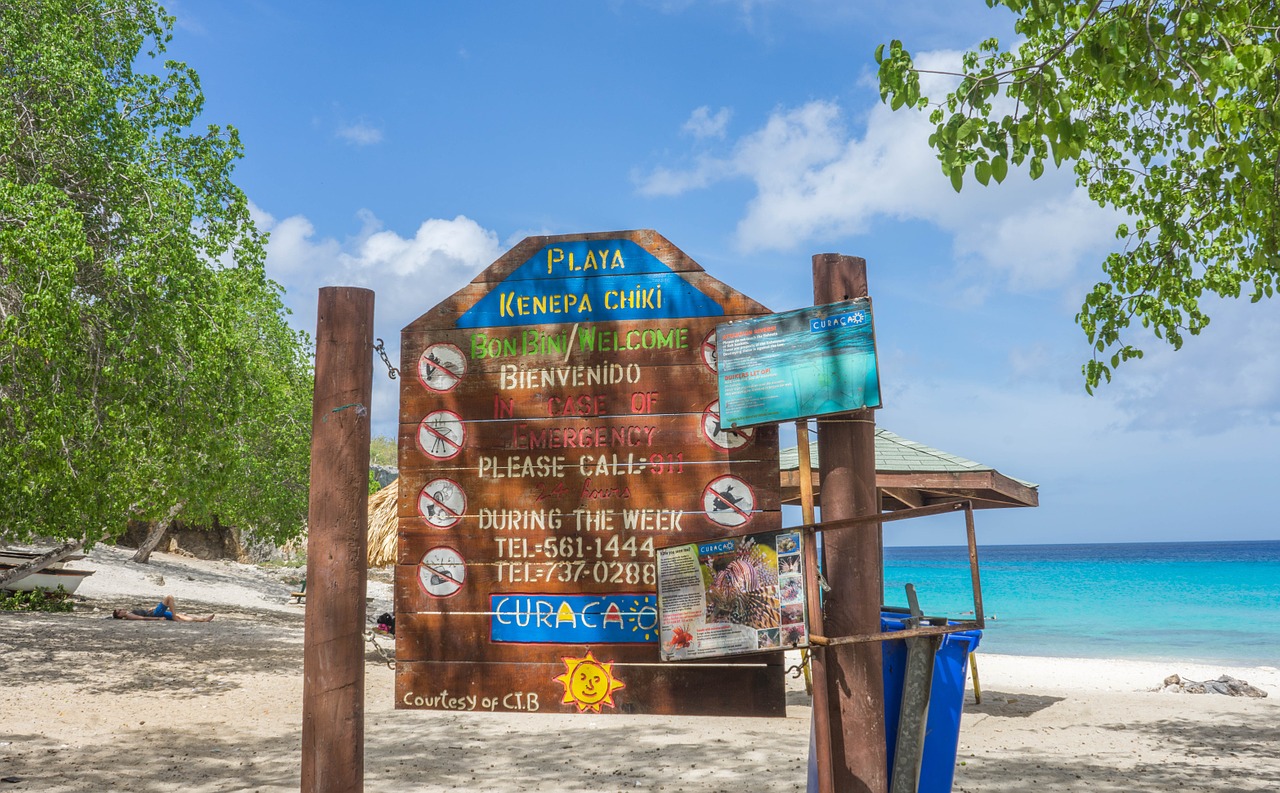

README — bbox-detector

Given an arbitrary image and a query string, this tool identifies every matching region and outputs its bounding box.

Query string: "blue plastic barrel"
[881,611,981,793]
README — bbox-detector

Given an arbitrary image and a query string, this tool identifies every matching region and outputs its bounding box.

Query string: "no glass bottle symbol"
[418,343,466,393]
[418,547,465,599]
[703,475,754,528]
[418,410,465,460]
[701,400,754,451]
[417,478,466,529]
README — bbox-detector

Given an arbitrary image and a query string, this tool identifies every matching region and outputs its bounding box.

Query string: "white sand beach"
[2,545,1277,792]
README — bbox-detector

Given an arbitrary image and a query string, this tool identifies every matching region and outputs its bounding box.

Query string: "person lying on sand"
[112,595,214,622]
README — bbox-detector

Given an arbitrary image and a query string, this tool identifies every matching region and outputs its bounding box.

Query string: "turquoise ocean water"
[882,540,1280,667]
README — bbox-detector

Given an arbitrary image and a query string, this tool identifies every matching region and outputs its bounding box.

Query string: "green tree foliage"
[877,1,1280,390]
[0,1,312,546]
[369,434,398,468]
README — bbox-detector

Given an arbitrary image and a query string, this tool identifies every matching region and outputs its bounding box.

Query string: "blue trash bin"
[881,611,982,793]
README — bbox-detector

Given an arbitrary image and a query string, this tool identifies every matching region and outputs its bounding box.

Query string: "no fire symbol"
[702,475,754,528]
[417,478,466,529]
[417,410,465,460]
[418,546,466,599]
[418,342,466,393]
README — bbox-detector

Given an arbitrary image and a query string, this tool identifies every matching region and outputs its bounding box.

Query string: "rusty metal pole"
[302,287,374,793]
[812,254,887,793]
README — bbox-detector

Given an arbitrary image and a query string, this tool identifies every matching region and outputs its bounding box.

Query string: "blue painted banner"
[490,593,659,644]
[716,297,881,428]
[697,539,737,556]
[456,240,724,328]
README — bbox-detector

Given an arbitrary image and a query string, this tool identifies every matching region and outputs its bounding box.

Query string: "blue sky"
[165,1,1279,546]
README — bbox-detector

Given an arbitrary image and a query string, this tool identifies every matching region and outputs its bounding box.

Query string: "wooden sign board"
[396,230,784,716]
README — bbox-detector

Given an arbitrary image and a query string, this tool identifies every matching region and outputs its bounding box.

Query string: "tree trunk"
[132,502,184,563]
[0,540,85,589]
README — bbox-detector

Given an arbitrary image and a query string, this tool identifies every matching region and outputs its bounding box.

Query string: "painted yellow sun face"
[553,651,625,713]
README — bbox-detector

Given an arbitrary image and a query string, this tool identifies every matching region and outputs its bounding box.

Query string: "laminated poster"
[716,297,882,428]
[657,530,809,661]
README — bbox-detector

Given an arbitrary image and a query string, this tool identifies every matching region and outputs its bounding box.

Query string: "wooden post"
[302,287,374,793]
[812,254,886,793]
[798,421,834,793]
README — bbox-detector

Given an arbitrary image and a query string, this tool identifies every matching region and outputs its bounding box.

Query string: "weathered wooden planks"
[396,230,782,717]
[400,321,734,420]
[393,506,785,609]
[398,414,770,467]
[395,454,780,516]
[396,658,786,718]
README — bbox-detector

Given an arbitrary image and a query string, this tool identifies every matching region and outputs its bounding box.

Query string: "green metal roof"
[780,428,1038,489]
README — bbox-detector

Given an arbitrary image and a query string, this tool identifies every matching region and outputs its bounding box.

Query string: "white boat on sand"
[1,550,94,594]
[0,549,87,567]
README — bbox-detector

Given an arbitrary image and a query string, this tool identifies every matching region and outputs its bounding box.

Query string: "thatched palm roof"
[367,479,399,568]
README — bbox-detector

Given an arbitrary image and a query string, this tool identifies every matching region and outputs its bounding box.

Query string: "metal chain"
[373,338,400,380]
[365,618,396,669]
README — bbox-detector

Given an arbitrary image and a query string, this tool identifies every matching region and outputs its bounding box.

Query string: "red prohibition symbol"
[418,342,467,393]
[701,400,755,451]
[703,475,754,528]
[701,330,718,373]
[418,478,466,529]
[417,410,465,460]
[418,546,466,599]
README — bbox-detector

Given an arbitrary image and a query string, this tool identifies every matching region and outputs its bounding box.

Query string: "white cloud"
[336,121,384,146]
[637,48,1121,295]
[1107,296,1280,432]
[952,187,1116,292]
[682,106,732,140]
[646,49,1278,444]
[637,158,734,196]
[253,203,502,436]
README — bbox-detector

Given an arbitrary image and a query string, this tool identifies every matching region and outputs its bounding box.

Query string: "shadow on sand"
[0,606,303,698]
[966,690,1064,718]
[1,703,810,792]
[954,710,1280,792]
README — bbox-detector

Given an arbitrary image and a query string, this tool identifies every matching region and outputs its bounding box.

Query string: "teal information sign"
[715,297,881,428]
